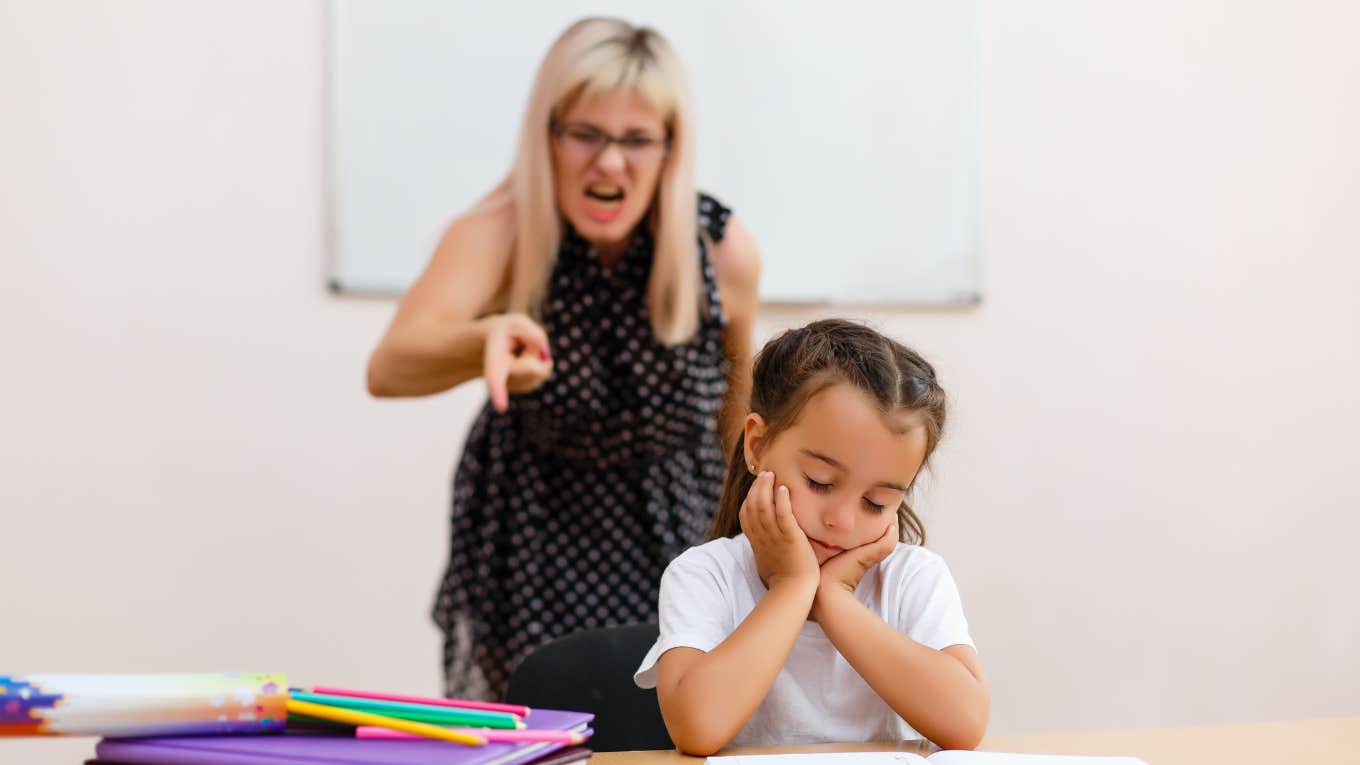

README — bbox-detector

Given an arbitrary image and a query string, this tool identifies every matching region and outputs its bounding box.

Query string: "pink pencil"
[307,686,530,718]
[355,726,587,745]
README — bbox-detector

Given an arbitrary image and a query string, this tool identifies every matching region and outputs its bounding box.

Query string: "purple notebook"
[94,708,594,765]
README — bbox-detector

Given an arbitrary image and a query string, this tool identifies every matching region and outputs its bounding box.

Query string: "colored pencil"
[355,725,588,744]
[308,685,530,718]
[288,690,522,729]
[283,699,485,746]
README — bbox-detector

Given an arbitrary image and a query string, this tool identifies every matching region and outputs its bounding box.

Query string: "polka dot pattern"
[432,194,734,701]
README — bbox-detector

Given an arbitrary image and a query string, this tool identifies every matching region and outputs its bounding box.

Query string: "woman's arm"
[813,587,990,750]
[711,214,761,453]
[367,196,542,399]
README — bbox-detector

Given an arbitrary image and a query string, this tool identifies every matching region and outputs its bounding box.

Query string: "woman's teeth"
[586,186,624,202]
[583,185,626,222]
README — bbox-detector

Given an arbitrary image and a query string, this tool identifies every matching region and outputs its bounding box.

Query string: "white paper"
[707,755,928,765]
[706,752,1148,765]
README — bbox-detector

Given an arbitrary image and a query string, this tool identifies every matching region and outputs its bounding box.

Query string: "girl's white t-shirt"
[634,534,975,747]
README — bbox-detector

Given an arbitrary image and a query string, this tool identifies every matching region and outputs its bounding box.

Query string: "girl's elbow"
[661,705,733,756]
[670,729,728,757]
[935,727,985,752]
[934,708,989,751]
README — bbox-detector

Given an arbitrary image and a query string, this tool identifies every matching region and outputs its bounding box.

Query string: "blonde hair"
[504,17,701,345]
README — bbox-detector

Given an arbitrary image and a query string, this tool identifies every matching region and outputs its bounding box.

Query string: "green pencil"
[286,691,523,730]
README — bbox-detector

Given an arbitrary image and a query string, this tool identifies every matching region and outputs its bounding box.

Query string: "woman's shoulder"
[697,192,760,321]
[423,188,517,313]
[696,192,732,242]
[444,186,516,251]
[695,192,755,260]
[395,187,517,321]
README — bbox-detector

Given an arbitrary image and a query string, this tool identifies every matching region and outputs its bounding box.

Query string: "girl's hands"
[817,522,898,596]
[739,472,820,592]
[480,313,553,412]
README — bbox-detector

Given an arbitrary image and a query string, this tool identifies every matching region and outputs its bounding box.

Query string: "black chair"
[505,623,674,752]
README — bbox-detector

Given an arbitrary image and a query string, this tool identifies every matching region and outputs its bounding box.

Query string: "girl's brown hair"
[708,318,947,545]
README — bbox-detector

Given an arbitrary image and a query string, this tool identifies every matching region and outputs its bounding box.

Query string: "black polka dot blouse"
[432,193,734,701]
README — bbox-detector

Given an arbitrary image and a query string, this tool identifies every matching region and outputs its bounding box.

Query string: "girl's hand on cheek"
[739,471,820,592]
[817,522,898,596]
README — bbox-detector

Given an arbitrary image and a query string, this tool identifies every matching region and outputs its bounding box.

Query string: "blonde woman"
[367,18,761,701]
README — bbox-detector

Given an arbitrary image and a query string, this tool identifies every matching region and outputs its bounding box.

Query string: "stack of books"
[2,673,592,765]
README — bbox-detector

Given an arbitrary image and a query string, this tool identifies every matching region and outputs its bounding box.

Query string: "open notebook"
[93,708,593,765]
[707,752,1147,765]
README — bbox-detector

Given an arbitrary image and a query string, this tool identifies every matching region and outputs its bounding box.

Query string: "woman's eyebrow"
[563,120,660,136]
[799,448,907,491]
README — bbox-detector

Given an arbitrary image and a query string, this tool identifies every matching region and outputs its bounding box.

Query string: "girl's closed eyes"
[803,476,889,514]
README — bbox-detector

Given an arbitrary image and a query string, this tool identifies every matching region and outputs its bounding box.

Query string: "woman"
[367,18,762,701]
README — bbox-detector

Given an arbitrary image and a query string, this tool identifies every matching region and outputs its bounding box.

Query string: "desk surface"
[587,715,1360,764]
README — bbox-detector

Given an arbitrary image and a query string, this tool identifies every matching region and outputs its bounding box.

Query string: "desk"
[587,716,1360,764]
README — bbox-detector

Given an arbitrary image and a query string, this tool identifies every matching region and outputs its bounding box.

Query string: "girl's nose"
[822,500,855,529]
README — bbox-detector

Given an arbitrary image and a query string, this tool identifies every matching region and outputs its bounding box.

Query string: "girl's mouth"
[808,536,842,555]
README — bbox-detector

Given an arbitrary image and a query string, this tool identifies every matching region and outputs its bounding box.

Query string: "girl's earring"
[748,463,757,475]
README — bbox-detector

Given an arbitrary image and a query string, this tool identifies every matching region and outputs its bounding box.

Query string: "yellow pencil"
[284,698,486,746]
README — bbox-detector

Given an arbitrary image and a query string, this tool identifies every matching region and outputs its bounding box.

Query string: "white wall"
[2,2,1357,763]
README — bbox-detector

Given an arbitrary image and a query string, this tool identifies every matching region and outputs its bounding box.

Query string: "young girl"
[634,319,988,755]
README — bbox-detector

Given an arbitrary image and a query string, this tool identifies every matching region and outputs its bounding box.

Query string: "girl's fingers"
[739,475,766,542]
[875,523,896,550]
[856,523,898,566]
[750,473,778,542]
[878,522,897,545]
[738,493,755,539]
[757,473,779,532]
[772,483,798,539]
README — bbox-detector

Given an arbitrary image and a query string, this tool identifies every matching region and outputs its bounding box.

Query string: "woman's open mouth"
[583,185,626,222]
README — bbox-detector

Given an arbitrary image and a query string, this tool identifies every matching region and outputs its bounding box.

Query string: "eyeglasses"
[551,121,670,164]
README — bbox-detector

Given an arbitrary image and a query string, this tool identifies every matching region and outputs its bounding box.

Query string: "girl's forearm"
[662,578,816,755]
[813,587,989,750]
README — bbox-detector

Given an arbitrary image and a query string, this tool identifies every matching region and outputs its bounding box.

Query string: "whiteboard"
[329,1,980,304]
